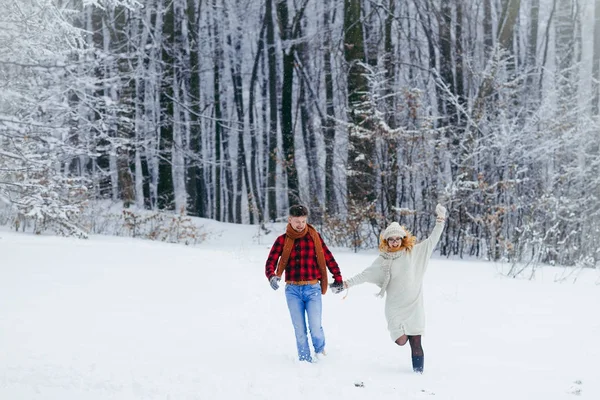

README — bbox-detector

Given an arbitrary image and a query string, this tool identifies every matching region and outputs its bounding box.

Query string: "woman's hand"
[435,203,447,221]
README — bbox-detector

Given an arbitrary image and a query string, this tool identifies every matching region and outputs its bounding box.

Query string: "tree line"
[1,0,599,267]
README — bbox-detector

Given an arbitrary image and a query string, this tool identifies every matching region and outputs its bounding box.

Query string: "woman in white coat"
[338,204,446,373]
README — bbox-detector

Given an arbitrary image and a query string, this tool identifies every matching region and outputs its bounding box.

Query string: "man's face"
[289,216,307,232]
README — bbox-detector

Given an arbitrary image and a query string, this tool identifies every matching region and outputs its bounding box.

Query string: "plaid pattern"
[265,233,342,283]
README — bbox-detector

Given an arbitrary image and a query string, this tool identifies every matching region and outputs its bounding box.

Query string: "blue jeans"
[285,283,325,362]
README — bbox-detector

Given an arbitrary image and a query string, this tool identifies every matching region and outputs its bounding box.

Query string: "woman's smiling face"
[387,237,402,248]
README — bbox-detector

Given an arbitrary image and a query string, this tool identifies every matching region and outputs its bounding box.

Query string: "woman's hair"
[289,204,309,217]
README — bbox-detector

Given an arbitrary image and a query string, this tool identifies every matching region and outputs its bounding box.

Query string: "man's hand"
[269,276,281,290]
[329,281,345,294]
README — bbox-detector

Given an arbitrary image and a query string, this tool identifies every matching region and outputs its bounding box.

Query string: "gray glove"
[329,281,345,294]
[269,276,281,290]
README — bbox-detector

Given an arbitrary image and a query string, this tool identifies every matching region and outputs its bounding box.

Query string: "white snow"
[1,220,599,399]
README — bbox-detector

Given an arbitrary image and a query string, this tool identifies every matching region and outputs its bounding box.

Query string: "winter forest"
[1,0,599,268]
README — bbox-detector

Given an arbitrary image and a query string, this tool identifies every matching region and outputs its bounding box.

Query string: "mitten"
[269,276,281,290]
[329,281,345,294]
[435,203,447,220]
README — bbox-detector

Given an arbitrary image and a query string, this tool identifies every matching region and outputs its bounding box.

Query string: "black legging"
[408,335,423,357]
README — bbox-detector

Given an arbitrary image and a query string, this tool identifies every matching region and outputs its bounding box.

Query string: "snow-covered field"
[1,220,599,399]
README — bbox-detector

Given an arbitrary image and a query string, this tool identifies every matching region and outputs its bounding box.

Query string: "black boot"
[412,355,424,373]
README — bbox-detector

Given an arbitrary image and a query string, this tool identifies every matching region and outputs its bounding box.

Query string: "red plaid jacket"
[265,232,343,283]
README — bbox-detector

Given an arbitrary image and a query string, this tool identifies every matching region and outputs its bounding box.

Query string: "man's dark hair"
[289,204,309,217]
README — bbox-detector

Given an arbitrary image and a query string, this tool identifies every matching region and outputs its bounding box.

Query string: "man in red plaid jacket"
[265,204,344,362]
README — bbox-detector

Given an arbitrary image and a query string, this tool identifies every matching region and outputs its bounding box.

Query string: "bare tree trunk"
[131,6,149,209]
[299,82,321,216]
[483,0,493,58]
[133,10,145,209]
[497,0,521,50]
[265,0,278,221]
[383,0,398,219]
[593,0,600,115]
[296,21,321,218]
[221,111,234,223]
[261,58,269,218]
[186,0,207,217]
[455,0,465,115]
[556,0,576,115]
[225,0,251,224]
[539,0,557,95]
[212,0,223,220]
[439,1,456,126]
[276,0,308,208]
[526,0,540,101]
[171,0,189,214]
[101,14,119,203]
[344,0,375,205]
[111,6,136,207]
[322,0,337,214]
[248,16,267,223]
[147,0,165,210]
[158,0,175,210]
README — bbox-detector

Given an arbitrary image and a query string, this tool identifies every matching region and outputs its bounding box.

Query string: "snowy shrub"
[123,210,206,245]
[322,201,380,252]
[77,203,207,245]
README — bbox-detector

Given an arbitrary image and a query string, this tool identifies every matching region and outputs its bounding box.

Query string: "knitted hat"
[383,222,407,240]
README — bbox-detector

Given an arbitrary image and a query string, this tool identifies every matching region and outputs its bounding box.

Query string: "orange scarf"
[275,223,328,294]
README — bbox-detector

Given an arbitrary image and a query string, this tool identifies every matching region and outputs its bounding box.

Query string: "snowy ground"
[1,219,599,399]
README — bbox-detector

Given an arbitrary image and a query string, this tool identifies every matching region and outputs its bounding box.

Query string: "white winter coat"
[345,221,445,340]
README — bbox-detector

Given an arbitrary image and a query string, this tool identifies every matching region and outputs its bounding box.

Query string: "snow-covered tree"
[0,0,90,236]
